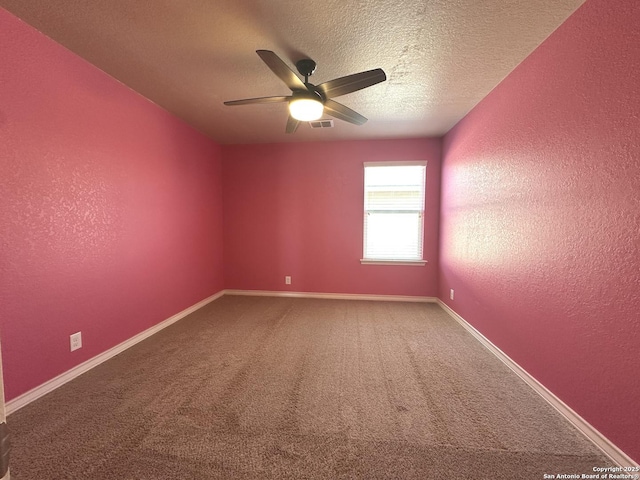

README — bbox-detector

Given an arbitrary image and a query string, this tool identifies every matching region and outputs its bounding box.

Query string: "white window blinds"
[363,163,426,261]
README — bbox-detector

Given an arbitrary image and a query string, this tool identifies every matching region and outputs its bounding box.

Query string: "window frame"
[360,161,427,266]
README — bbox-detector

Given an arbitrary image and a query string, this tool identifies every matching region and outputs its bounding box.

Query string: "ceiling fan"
[224,50,387,133]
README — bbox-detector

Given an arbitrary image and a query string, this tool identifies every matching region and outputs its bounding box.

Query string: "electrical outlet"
[450,289,455,300]
[70,332,82,351]
[285,276,292,285]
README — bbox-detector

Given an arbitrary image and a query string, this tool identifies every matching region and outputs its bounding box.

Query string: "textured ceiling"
[0,0,585,144]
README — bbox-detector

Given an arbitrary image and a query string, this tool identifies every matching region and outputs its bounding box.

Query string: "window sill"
[360,259,427,266]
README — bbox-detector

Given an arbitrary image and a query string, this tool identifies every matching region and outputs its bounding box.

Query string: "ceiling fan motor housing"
[292,89,323,102]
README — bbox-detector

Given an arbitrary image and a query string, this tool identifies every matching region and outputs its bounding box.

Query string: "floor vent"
[309,119,334,129]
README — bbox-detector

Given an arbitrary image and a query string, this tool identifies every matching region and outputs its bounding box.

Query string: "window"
[361,162,427,265]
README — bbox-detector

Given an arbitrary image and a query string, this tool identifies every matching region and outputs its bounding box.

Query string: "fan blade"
[256,50,306,91]
[317,68,386,98]
[286,115,300,134]
[323,99,368,125]
[224,96,289,106]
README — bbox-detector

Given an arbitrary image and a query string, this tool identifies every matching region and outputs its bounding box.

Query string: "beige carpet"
[9,296,611,479]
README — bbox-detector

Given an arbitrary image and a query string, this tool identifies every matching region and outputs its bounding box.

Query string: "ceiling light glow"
[289,98,324,121]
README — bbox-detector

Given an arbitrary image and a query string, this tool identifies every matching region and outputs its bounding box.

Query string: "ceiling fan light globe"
[289,98,324,121]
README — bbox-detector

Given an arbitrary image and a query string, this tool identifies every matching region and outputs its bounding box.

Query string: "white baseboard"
[224,289,438,303]
[436,300,638,468]
[6,290,225,415]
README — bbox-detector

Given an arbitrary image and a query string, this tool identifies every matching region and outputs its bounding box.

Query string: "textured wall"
[222,139,441,297]
[440,0,640,462]
[0,10,224,400]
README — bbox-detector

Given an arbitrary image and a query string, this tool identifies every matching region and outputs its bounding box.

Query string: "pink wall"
[222,139,441,297]
[439,0,640,462]
[0,10,224,401]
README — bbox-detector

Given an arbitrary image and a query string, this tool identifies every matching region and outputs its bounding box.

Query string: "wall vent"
[309,119,334,129]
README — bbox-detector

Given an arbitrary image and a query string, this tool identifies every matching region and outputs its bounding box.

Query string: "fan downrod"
[295,59,317,82]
